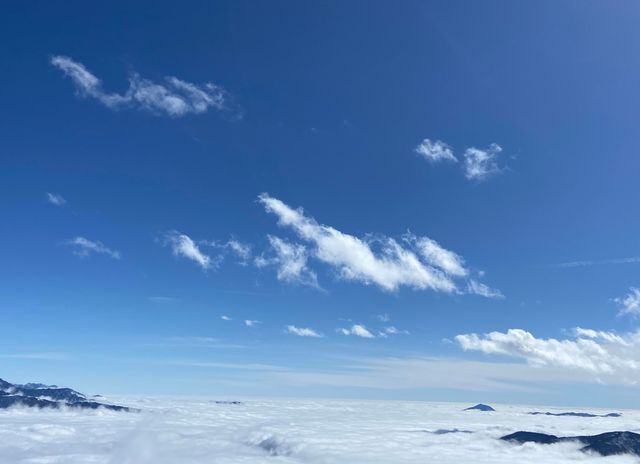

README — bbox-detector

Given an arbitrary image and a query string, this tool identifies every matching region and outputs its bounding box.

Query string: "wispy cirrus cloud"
[466,279,504,299]
[148,296,180,304]
[552,257,640,268]
[46,192,66,206]
[414,139,457,163]
[51,55,240,118]
[67,236,121,259]
[286,325,323,338]
[258,194,500,296]
[244,319,260,327]
[0,352,69,361]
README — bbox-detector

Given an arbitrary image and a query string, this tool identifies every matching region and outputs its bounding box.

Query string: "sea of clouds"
[0,397,638,463]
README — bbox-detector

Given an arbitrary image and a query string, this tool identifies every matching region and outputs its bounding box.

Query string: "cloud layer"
[51,55,237,118]
[2,396,632,464]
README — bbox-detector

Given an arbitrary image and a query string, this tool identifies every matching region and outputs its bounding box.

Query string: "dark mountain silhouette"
[0,377,133,412]
[502,431,640,456]
[464,403,495,411]
[528,411,621,418]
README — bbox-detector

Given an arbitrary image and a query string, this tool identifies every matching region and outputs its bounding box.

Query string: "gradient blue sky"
[2,1,640,407]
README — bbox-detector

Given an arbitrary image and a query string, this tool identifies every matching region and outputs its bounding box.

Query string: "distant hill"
[528,411,621,418]
[0,377,133,412]
[502,431,640,457]
[464,403,495,411]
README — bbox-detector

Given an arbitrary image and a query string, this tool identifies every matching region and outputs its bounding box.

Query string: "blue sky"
[2,1,640,407]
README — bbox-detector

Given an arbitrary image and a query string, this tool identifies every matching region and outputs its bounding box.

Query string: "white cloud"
[0,394,627,464]
[615,287,640,316]
[245,319,260,327]
[46,192,66,206]
[553,256,640,268]
[67,236,121,259]
[286,325,323,338]
[456,327,640,384]
[414,139,457,163]
[51,55,237,118]
[410,236,467,277]
[164,231,212,270]
[337,324,375,338]
[221,315,232,321]
[261,235,318,287]
[375,313,390,322]
[259,194,498,295]
[466,279,504,299]
[225,239,251,264]
[382,326,409,336]
[462,143,503,181]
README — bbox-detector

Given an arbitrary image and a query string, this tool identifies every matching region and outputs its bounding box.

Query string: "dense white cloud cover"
[258,194,499,296]
[456,327,640,384]
[67,236,121,259]
[164,231,212,270]
[414,139,457,163]
[615,287,640,316]
[51,55,237,118]
[337,324,375,338]
[46,192,66,206]
[462,143,503,181]
[286,325,323,338]
[0,397,635,464]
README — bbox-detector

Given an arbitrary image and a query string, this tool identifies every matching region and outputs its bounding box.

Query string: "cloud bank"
[456,327,640,384]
